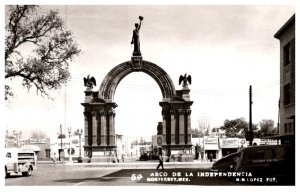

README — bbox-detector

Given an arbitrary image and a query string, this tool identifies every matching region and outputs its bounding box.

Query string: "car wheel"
[5,167,10,179]
[22,167,32,176]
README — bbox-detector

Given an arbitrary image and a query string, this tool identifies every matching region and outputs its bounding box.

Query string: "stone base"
[161,144,193,162]
[83,155,119,163]
[167,154,194,162]
[83,145,118,163]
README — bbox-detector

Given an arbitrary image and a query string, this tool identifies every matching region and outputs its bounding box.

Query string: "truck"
[5,148,37,178]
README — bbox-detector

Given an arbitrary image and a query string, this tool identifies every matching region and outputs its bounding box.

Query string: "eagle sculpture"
[83,75,96,89]
[179,73,192,87]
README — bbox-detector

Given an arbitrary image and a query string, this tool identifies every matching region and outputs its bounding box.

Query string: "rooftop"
[274,14,295,39]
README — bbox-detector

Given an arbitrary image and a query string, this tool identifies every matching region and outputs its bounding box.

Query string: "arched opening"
[114,73,161,138]
[114,72,161,158]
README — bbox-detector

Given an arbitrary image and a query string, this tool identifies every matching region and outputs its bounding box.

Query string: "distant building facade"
[24,138,51,160]
[274,14,295,145]
[50,135,84,160]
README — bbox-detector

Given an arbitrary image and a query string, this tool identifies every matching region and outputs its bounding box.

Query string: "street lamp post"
[13,130,20,148]
[68,127,72,163]
[78,129,83,163]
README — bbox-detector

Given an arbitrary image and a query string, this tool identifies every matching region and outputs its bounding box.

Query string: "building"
[274,14,295,145]
[24,138,51,160]
[50,134,84,161]
[115,134,130,159]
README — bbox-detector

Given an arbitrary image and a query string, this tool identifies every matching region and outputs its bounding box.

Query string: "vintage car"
[210,152,240,172]
[5,148,37,178]
[234,144,295,180]
[210,145,295,183]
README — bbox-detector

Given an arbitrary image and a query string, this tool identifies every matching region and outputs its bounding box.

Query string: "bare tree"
[5,5,81,100]
[197,117,210,137]
[30,129,48,139]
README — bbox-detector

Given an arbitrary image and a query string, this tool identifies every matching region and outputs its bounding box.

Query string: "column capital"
[186,109,191,115]
[108,110,115,116]
[178,109,185,115]
[91,111,98,116]
[162,110,168,116]
[170,109,176,115]
[100,111,106,116]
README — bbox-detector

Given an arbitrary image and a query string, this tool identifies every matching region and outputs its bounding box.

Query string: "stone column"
[178,109,185,145]
[83,112,90,146]
[96,113,101,145]
[108,110,115,146]
[106,113,110,146]
[165,112,171,145]
[175,111,179,144]
[186,109,192,145]
[170,110,176,145]
[100,111,107,146]
[162,111,167,145]
[92,112,97,146]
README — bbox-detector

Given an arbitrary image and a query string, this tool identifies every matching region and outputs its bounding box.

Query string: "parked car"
[235,145,295,179]
[139,153,149,161]
[210,152,240,172]
[5,148,37,178]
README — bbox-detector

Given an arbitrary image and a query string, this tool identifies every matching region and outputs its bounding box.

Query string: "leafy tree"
[257,119,277,138]
[5,5,81,100]
[57,133,66,139]
[220,117,248,138]
[73,128,83,136]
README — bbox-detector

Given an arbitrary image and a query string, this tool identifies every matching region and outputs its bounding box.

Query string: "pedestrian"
[52,153,57,167]
[121,154,125,162]
[209,153,213,162]
[156,149,164,170]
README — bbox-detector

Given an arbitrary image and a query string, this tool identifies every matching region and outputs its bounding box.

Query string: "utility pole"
[68,127,72,163]
[277,98,280,144]
[59,124,64,162]
[247,85,253,146]
[60,124,63,150]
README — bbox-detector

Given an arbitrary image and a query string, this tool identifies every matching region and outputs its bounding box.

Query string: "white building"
[50,135,84,160]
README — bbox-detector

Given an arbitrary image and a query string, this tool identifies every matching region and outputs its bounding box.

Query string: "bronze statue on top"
[131,16,143,56]
[83,75,96,89]
[179,73,192,87]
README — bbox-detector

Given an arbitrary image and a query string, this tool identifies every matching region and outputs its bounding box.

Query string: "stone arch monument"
[81,17,193,162]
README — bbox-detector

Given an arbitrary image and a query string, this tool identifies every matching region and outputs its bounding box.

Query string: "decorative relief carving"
[131,56,143,70]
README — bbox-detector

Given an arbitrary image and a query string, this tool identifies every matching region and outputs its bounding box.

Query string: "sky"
[3,4,295,142]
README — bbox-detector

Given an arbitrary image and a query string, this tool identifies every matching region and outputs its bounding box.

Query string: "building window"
[283,42,291,66]
[288,122,293,133]
[283,83,291,106]
[284,123,288,133]
[45,149,50,158]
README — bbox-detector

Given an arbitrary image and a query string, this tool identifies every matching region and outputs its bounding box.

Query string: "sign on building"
[29,138,47,144]
[220,138,239,148]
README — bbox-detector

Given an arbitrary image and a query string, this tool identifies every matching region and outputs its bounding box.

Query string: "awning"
[204,144,219,150]
[21,145,41,152]
[262,133,294,140]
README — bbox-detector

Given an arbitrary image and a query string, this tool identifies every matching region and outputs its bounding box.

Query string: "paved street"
[5,160,289,186]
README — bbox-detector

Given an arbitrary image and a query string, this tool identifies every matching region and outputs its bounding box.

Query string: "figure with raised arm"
[131,16,143,56]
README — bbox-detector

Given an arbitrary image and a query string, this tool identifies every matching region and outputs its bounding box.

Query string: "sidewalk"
[37,160,214,169]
